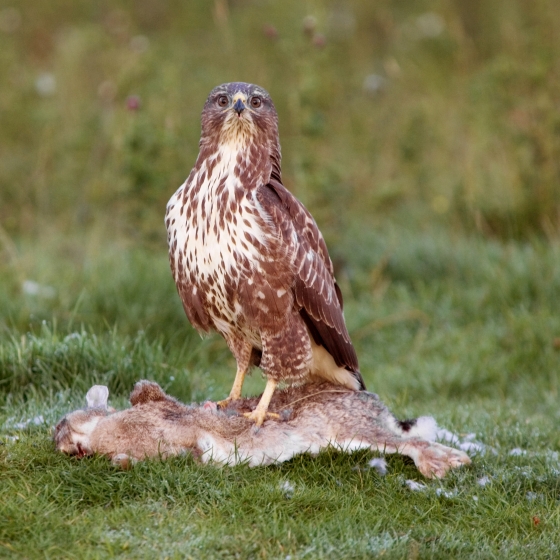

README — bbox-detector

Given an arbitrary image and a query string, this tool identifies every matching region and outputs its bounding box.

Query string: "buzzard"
[166,82,365,426]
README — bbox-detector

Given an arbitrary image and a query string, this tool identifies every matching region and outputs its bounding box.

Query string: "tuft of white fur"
[197,433,235,464]
[435,427,460,444]
[407,416,438,441]
[405,480,427,492]
[460,441,485,453]
[257,433,323,465]
[337,439,373,453]
[435,425,487,455]
[368,457,388,475]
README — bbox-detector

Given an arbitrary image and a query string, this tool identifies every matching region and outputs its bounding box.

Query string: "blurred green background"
[1,0,559,402]
[2,0,559,242]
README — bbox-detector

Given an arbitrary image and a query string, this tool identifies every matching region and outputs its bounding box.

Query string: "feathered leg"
[242,315,311,426]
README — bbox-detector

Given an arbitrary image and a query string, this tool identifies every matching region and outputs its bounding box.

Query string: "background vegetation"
[1,0,559,558]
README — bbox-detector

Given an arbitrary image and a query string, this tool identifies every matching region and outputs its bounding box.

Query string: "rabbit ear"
[86,385,109,409]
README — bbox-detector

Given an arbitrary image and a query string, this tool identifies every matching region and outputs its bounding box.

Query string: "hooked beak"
[233,98,245,115]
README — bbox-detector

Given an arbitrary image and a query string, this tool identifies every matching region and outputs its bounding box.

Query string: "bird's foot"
[243,409,280,427]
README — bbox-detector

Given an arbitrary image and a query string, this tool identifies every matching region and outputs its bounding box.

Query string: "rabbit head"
[53,385,112,457]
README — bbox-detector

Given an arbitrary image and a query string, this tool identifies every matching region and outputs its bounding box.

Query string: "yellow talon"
[243,410,280,426]
[242,378,279,426]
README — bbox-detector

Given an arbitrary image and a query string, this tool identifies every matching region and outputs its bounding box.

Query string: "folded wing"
[257,179,364,390]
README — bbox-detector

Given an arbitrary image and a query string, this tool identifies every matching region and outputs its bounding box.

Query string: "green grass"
[2,437,559,559]
[2,0,560,557]
[2,230,560,559]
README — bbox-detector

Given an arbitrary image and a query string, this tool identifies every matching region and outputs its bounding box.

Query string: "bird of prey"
[166,82,365,426]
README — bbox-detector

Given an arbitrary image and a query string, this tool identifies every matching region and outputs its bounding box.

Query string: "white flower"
[363,74,387,94]
[416,13,445,38]
[35,73,57,97]
[22,280,56,298]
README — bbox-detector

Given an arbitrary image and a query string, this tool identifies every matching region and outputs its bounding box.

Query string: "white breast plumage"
[166,140,268,342]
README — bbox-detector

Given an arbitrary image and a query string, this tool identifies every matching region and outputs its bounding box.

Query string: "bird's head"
[200,82,279,147]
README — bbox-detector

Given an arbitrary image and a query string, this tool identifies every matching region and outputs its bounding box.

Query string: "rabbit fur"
[54,381,470,478]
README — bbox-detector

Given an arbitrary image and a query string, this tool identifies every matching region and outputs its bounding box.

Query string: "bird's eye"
[250,96,262,108]
[217,96,229,107]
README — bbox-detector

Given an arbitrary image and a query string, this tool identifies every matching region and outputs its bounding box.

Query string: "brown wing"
[257,179,365,390]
